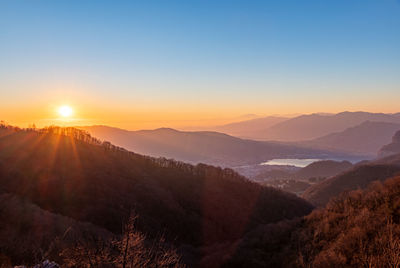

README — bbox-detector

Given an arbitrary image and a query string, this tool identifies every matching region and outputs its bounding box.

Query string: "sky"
[0,0,399,129]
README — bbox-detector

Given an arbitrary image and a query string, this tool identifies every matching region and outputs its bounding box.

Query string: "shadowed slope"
[0,193,113,265]
[0,127,313,250]
[294,160,353,179]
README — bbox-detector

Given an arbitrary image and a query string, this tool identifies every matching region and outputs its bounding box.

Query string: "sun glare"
[58,105,73,118]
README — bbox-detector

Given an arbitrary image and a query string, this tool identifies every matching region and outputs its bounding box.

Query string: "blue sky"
[0,0,399,128]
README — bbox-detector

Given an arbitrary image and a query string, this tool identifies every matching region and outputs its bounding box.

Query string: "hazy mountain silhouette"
[0,193,113,265]
[80,125,353,167]
[302,154,400,206]
[378,130,400,158]
[0,125,313,265]
[211,116,288,140]
[259,112,400,141]
[304,121,400,155]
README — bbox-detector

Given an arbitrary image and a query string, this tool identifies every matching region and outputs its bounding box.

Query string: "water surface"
[260,158,322,168]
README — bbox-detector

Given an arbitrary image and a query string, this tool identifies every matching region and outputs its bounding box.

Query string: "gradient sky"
[1,0,399,129]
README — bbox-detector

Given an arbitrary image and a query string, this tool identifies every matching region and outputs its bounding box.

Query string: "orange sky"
[1,87,399,130]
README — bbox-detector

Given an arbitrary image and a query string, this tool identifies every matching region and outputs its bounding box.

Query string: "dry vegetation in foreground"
[213,176,400,267]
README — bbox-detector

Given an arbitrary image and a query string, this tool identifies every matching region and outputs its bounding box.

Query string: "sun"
[58,105,74,118]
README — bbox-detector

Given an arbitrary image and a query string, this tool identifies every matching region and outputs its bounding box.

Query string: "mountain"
[378,130,400,157]
[304,121,400,155]
[214,176,400,267]
[0,125,313,266]
[294,160,353,179]
[79,125,351,167]
[254,160,353,196]
[302,154,400,206]
[259,111,400,141]
[211,116,288,140]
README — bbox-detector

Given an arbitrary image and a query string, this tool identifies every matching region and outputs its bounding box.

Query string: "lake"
[260,158,322,168]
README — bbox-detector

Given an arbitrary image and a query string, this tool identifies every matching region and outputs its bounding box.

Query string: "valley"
[2,1,399,266]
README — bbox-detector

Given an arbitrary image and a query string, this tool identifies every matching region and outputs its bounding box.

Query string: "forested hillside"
[0,124,312,266]
[206,176,400,267]
[302,156,400,206]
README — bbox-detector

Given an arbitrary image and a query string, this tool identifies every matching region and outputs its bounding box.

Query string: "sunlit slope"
[215,176,400,267]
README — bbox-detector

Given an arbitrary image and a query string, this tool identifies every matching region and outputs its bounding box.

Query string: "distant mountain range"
[210,116,288,140]
[303,121,400,155]
[79,126,358,167]
[79,112,400,167]
[199,111,400,142]
[257,111,400,141]
[378,130,400,157]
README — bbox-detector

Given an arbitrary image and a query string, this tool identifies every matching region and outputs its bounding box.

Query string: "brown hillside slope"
[0,193,113,265]
[302,156,400,206]
[209,176,400,268]
[0,126,312,251]
[295,176,400,267]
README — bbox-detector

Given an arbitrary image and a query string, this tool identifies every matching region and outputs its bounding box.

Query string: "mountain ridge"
[303,121,400,155]
[259,111,400,141]
[79,125,358,167]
